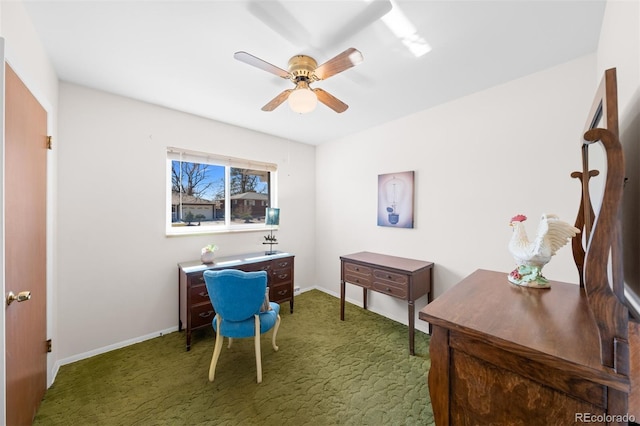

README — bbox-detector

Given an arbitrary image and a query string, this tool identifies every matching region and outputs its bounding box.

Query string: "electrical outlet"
[293,286,301,296]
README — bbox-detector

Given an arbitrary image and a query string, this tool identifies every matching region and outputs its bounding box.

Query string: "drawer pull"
[199,310,214,318]
[198,291,209,298]
[355,267,359,271]
[387,275,392,279]
[277,290,287,296]
[356,279,360,283]
[277,274,289,279]
[386,288,392,292]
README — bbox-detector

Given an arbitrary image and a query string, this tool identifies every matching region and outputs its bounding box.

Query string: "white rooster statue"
[508,213,580,288]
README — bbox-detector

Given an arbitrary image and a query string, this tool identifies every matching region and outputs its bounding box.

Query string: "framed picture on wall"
[377,171,414,228]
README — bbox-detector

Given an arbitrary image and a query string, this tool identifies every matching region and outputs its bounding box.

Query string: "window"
[167,148,277,235]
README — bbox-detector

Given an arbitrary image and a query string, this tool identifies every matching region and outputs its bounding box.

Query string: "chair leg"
[209,316,224,382]
[228,338,233,349]
[254,314,262,384]
[272,314,281,351]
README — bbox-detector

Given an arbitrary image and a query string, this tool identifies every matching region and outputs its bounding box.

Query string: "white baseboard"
[51,326,178,385]
[48,285,429,386]
[49,287,320,384]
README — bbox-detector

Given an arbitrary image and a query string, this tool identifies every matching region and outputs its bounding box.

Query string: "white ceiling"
[22,0,606,145]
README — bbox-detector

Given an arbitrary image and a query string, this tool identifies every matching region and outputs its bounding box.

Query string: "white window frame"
[166,147,278,236]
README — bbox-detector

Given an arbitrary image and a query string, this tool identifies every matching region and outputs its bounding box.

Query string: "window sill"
[166,225,278,237]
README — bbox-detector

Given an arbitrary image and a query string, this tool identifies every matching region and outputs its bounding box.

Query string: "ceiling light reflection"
[376,0,432,57]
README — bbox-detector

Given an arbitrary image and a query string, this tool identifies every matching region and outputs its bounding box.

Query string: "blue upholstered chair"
[203,269,281,383]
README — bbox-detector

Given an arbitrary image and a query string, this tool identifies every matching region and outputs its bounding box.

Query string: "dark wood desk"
[419,269,637,425]
[340,251,433,355]
[178,251,294,351]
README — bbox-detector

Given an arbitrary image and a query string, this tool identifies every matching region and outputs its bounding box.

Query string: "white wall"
[56,83,316,362]
[315,55,597,333]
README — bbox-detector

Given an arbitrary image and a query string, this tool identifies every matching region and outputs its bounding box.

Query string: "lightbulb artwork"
[377,171,414,228]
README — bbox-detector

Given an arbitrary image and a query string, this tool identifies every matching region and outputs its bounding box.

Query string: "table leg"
[409,300,415,356]
[363,288,368,310]
[427,290,433,335]
[340,280,345,321]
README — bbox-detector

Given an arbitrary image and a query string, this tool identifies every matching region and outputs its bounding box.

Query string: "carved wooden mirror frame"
[572,68,629,374]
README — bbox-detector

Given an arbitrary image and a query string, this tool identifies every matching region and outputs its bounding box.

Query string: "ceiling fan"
[234,48,363,114]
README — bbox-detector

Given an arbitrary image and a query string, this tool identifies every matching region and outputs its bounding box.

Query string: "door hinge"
[46,339,52,353]
[47,136,52,150]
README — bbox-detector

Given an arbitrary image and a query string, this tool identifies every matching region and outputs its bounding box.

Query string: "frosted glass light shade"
[288,88,317,114]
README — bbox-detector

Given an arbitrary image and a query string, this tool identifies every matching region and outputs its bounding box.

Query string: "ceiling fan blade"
[247,0,312,47]
[313,88,348,113]
[262,89,293,111]
[313,48,363,81]
[319,0,393,47]
[234,51,290,79]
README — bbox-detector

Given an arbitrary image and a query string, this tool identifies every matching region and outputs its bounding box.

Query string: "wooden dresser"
[340,251,433,355]
[420,69,639,424]
[178,251,294,350]
[420,269,638,424]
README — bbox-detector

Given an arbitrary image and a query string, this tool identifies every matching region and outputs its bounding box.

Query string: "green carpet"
[34,290,434,425]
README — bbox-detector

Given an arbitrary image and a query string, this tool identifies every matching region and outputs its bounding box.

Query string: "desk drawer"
[270,267,292,285]
[270,282,292,303]
[190,303,215,328]
[187,272,205,286]
[273,258,293,270]
[241,261,272,273]
[189,283,210,305]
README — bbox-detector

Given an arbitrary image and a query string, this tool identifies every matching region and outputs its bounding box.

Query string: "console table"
[178,251,294,351]
[340,251,433,355]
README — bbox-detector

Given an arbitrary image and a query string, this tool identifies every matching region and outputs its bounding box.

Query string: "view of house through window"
[167,148,276,234]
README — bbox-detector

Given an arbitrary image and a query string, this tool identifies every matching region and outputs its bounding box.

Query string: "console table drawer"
[373,269,408,285]
[344,262,372,276]
[373,280,408,299]
[344,273,372,288]
[373,269,408,299]
[343,262,372,288]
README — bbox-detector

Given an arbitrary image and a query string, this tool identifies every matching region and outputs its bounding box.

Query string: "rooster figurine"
[508,213,580,288]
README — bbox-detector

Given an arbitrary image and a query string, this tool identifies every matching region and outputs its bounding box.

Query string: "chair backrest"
[203,269,268,322]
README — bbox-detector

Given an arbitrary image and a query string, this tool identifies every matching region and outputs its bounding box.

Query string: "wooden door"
[4,63,48,425]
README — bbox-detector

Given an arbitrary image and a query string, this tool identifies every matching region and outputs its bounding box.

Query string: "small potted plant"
[200,244,218,264]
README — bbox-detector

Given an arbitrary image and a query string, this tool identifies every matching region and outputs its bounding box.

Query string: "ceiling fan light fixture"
[288,82,317,114]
